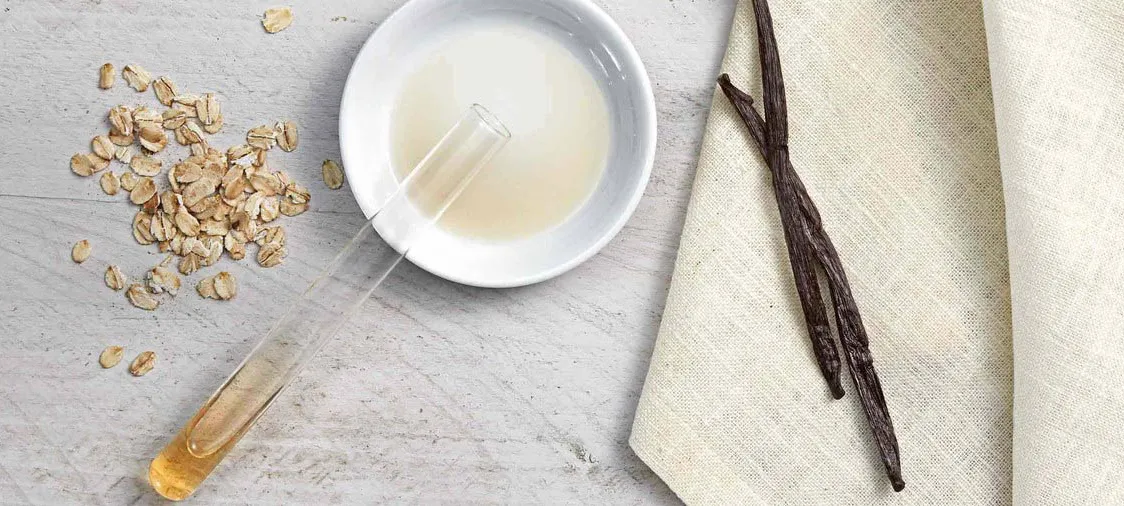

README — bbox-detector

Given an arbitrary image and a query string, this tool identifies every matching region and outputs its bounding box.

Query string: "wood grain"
[0,0,735,503]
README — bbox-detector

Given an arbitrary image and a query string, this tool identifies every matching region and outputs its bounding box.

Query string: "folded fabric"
[984,1,1124,503]
[631,0,1012,503]
[633,0,1124,503]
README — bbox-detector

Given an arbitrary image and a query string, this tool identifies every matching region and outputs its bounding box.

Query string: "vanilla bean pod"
[720,72,904,493]
[739,0,904,492]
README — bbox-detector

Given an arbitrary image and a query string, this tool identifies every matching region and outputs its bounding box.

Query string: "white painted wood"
[0,0,735,503]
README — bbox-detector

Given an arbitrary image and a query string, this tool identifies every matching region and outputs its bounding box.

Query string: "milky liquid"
[390,22,611,241]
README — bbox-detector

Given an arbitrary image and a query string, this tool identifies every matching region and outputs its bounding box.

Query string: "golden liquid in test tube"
[148,105,510,500]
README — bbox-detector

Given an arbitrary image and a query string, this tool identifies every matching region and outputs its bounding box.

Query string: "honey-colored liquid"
[391,22,611,240]
[148,407,245,501]
[149,350,287,501]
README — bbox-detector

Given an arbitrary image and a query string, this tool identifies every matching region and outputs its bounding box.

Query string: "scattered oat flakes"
[98,63,115,89]
[139,126,168,153]
[178,121,206,145]
[213,272,237,300]
[189,142,207,158]
[176,164,203,185]
[152,77,178,106]
[114,146,134,164]
[178,253,202,275]
[279,198,308,217]
[257,242,286,267]
[100,171,120,195]
[150,212,175,241]
[122,64,152,92]
[276,121,298,152]
[105,265,127,291]
[109,106,134,137]
[250,173,283,196]
[129,351,156,376]
[92,135,115,160]
[174,209,200,236]
[196,276,217,299]
[285,183,311,204]
[275,170,291,188]
[169,235,184,255]
[72,67,319,308]
[147,266,181,296]
[129,177,157,205]
[184,237,208,257]
[119,171,139,191]
[162,108,187,130]
[130,155,162,177]
[172,94,199,107]
[189,195,219,220]
[202,114,223,135]
[126,284,160,311]
[183,178,217,207]
[172,102,197,119]
[247,125,277,150]
[244,192,265,220]
[109,132,134,147]
[99,346,125,368]
[141,193,160,214]
[222,172,247,200]
[197,93,220,127]
[172,125,188,145]
[201,239,223,266]
[71,153,107,176]
[231,211,255,236]
[322,159,344,189]
[259,197,280,222]
[133,106,161,130]
[227,144,253,162]
[160,190,180,214]
[199,218,229,236]
[133,214,154,245]
[262,7,293,34]
[255,226,285,246]
[72,240,92,263]
[224,234,247,260]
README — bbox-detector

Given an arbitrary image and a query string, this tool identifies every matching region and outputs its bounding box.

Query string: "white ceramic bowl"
[339,0,656,288]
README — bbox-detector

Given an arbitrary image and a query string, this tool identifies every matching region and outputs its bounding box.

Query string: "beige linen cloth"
[631,0,1124,504]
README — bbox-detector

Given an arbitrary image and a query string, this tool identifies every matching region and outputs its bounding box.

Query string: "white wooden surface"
[0,1,735,503]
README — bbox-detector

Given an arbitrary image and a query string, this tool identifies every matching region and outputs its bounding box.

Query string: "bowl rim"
[338,0,657,288]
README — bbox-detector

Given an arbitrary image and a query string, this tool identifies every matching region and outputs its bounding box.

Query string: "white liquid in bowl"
[390,22,611,241]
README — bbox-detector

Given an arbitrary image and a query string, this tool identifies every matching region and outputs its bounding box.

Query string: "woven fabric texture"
[631,0,1014,503]
[983,1,1124,504]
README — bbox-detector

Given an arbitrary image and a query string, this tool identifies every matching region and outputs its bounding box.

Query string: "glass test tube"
[148,105,510,501]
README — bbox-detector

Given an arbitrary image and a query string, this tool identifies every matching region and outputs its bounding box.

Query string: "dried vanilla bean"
[729,0,904,492]
[720,71,904,493]
[782,207,843,398]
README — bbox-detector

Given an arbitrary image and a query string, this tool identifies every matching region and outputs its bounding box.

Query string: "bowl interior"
[339,0,655,288]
